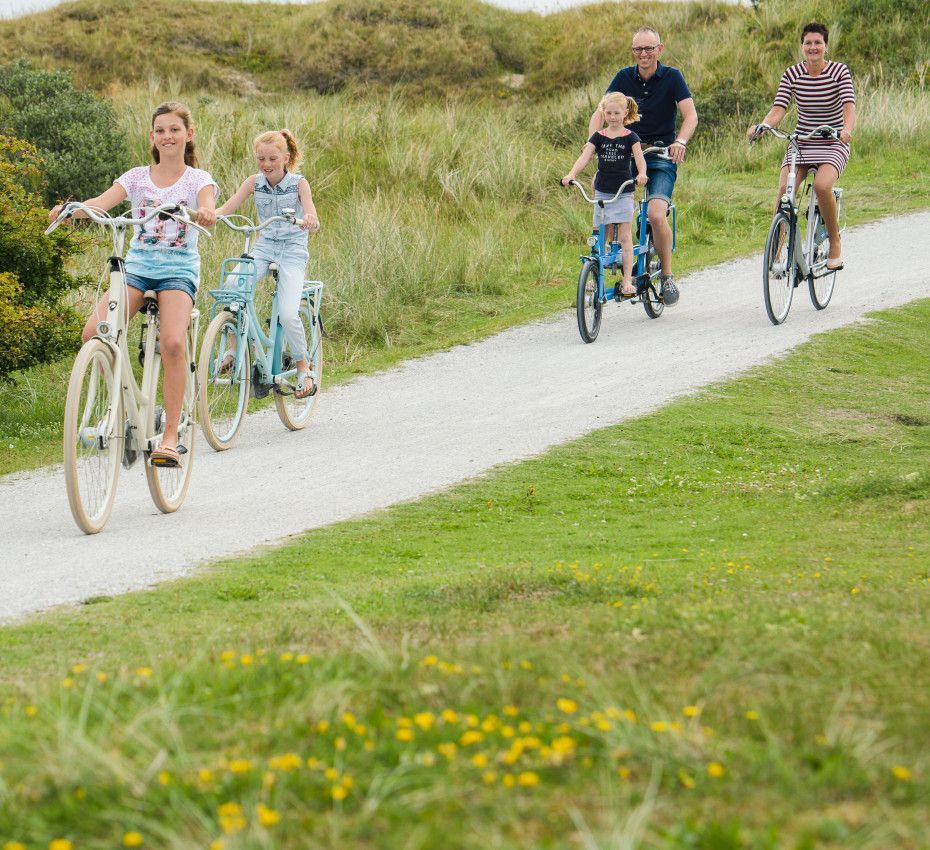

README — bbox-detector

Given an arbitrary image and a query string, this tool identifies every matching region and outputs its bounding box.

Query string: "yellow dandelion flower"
[502,773,516,788]
[342,711,357,728]
[158,771,171,786]
[364,740,375,752]
[263,771,276,787]
[307,757,320,769]
[239,654,253,666]
[703,726,715,737]
[279,651,294,662]
[341,775,355,789]
[519,660,533,670]
[315,720,330,733]
[228,759,252,774]
[256,804,281,827]
[354,723,367,736]
[617,766,631,779]
[466,713,480,728]
[6,843,27,850]
[210,841,224,850]
[441,709,459,723]
[482,770,498,784]
[595,719,612,732]
[650,721,668,733]
[707,762,725,778]
[95,671,108,683]
[74,788,86,800]
[218,802,246,835]
[745,710,759,721]
[220,650,236,663]
[414,712,435,731]
[335,737,347,751]
[517,771,540,787]
[122,832,144,847]
[501,725,515,738]
[556,722,572,734]
[438,742,458,760]
[296,654,310,664]
[49,841,73,850]
[891,765,912,782]
[556,698,578,715]
[422,655,439,666]
[71,664,87,675]
[678,770,696,789]
[61,678,74,689]
[268,753,301,772]
[198,768,215,783]
[623,709,637,723]
[850,587,860,595]
[503,705,519,717]
[682,705,700,718]
[460,730,484,746]
[551,736,576,755]
[518,721,533,734]
[396,716,413,728]
[396,728,415,742]
[135,667,153,678]
[324,767,339,781]
[331,785,348,801]
[24,705,38,717]
[471,753,489,768]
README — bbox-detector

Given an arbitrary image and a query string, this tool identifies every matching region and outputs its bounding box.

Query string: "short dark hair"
[801,22,829,44]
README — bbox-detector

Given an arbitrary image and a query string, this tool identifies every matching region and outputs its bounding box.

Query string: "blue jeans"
[125,273,196,303]
[635,155,678,206]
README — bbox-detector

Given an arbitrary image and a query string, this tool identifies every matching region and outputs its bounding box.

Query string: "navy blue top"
[589,130,641,193]
[605,63,692,146]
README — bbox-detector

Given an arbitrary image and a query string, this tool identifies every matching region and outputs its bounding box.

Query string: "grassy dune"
[1,300,928,848]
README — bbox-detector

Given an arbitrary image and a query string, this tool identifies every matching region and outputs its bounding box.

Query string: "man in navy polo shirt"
[588,26,697,306]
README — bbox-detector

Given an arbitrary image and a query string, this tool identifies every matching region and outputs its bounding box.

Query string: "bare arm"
[196,184,217,228]
[215,175,257,217]
[747,105,787,140]
[669,97,697,164]
[48,182,127,222]
[632,142,648,185]
[297,178,320,232]
[840,101,856,144]
[587,108,605,137]
[561,143,596,185]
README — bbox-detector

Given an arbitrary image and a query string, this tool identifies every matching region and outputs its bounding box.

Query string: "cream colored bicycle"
[46,201,208,534]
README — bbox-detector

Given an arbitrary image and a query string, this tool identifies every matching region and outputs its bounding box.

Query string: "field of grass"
[1,297,929,848]
[2,78,929,477]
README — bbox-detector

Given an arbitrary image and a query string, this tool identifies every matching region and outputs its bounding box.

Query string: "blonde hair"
[599,92,640,125]
[150,101,198,167]
[253,129,302,170]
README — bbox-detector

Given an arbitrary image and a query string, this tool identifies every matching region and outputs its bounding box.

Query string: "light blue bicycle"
[197,211,323,449]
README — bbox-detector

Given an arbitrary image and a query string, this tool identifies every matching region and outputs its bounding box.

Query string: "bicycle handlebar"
[564,145,670,206]
[750,123,840,144]
[216,208,299,233]
[45,201,212,237]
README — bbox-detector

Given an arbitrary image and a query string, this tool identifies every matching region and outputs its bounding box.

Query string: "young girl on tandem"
[216,129,321,399]
[562,92,647,298]
[49,101,218,466]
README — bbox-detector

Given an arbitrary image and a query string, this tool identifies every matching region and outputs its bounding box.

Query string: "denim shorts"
[635,154,678,205]
[125,273,196,304]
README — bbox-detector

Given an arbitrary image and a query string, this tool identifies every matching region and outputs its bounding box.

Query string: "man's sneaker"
[660,274,680,307]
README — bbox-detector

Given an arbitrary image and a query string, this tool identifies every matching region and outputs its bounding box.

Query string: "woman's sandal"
[295,371,318,400]
[150,445,181,467]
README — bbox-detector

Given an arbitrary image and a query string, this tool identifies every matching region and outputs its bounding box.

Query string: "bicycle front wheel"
[198,311,250,450]
[639,230,664,320]
[145,334,197,513]
[576,259,602,343]
[763,212,796,325]
[274,298,323,430]
[63,339,122,534]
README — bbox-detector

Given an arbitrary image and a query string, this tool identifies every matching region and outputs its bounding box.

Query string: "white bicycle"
[46,202,209,533]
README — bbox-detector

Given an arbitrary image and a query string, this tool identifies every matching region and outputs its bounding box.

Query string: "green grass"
[2,79,929,477]
[2,300,929,848]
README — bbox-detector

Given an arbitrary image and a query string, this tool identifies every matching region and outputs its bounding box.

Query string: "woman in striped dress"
[750,22,856,269]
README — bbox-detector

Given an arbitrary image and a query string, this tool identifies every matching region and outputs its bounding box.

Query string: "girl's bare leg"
[618,223,635,295]
[155,290,194,451]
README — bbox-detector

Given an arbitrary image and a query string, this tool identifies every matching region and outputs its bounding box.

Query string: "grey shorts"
[593,190,635,227]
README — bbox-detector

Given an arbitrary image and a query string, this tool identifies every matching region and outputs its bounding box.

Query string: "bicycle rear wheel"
[63,339,122,534]
[198,311,250,450]
[576,259,602,343]
[145,329,197,513]
[274,298,323,430]
[763,212,796,325]
[639,230,664,319]
[808,222,836,310]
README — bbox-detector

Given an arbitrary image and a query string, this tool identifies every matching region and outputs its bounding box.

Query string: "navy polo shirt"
[605,62,692,146]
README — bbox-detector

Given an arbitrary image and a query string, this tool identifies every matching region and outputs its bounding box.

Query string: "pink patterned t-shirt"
[115,165,219,286]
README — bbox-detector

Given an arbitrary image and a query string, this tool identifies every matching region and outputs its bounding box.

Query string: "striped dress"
[773,61,855,174]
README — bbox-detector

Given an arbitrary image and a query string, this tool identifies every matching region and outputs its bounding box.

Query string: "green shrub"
[0,134,84,381]
[0,59,130,206]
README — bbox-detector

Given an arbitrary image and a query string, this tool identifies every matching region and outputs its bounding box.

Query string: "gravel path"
[2,212,929,622]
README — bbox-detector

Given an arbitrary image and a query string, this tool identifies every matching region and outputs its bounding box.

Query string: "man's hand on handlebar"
[668,141,687,165]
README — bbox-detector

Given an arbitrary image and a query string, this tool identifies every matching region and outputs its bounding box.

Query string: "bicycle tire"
[639,230,664,319]
[576,259,602,343]
[274,299,323,430]
[198,311,250,450]
[763,211,796,325]
[145,326,197,513]
[808,214,836,310]
[63,339,122,534]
